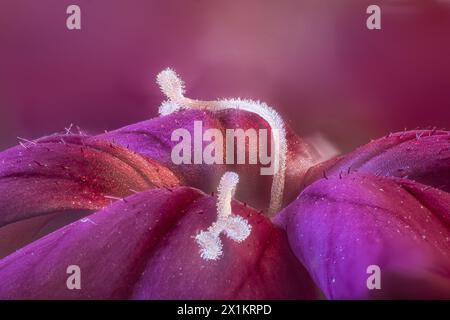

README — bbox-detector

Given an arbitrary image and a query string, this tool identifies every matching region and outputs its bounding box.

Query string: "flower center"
[156,68,287,216]
[195,171,251,260]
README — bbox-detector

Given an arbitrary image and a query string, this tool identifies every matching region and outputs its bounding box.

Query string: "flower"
[0,69,318,299]
[0,69,449,299]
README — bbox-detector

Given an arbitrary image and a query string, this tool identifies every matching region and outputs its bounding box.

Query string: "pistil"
[195,172,251,260]
[156,68,286,216]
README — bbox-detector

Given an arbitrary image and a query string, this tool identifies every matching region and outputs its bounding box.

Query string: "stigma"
[195,172,251,261]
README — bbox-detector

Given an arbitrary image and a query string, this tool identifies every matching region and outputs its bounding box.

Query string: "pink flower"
[0,70,449,300]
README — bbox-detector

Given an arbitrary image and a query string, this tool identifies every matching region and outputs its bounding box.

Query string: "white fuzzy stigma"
[195,172,251,261]
[156,68,186,103]
[156,68,287,216]
[216,171,239,219]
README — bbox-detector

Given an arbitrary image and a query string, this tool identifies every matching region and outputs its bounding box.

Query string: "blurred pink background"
[1,0,449,151]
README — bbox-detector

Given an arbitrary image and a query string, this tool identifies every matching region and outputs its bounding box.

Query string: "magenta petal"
[99,109,320,211]
[0,210,91,259]
[0,187,316,299]
[0,135,179,227]
[99,110,224,191]
[276,173,450,299]
[303,130,450,192]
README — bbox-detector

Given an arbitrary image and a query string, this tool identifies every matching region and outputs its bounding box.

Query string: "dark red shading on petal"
[0,210,92,259]
[0,134,180,227]
[275,173,450,299]
[303,130,450,192]
[99,109,320,212]
[99,110,224,192]
[0,187,317,299]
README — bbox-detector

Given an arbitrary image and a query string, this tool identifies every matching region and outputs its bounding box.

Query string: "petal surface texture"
[278,173,450,299]
[0,187,316,299]
[303,130,450,192]
[0,135,179,227]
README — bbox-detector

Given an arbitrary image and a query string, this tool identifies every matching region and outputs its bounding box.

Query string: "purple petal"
[0,187,317,299]
[0,210,90,259]
[276,173,450,299]
[0,134,179,227]
[303,130,450,192]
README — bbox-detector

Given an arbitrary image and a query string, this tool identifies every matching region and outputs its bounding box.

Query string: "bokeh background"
[0,0,449,151]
